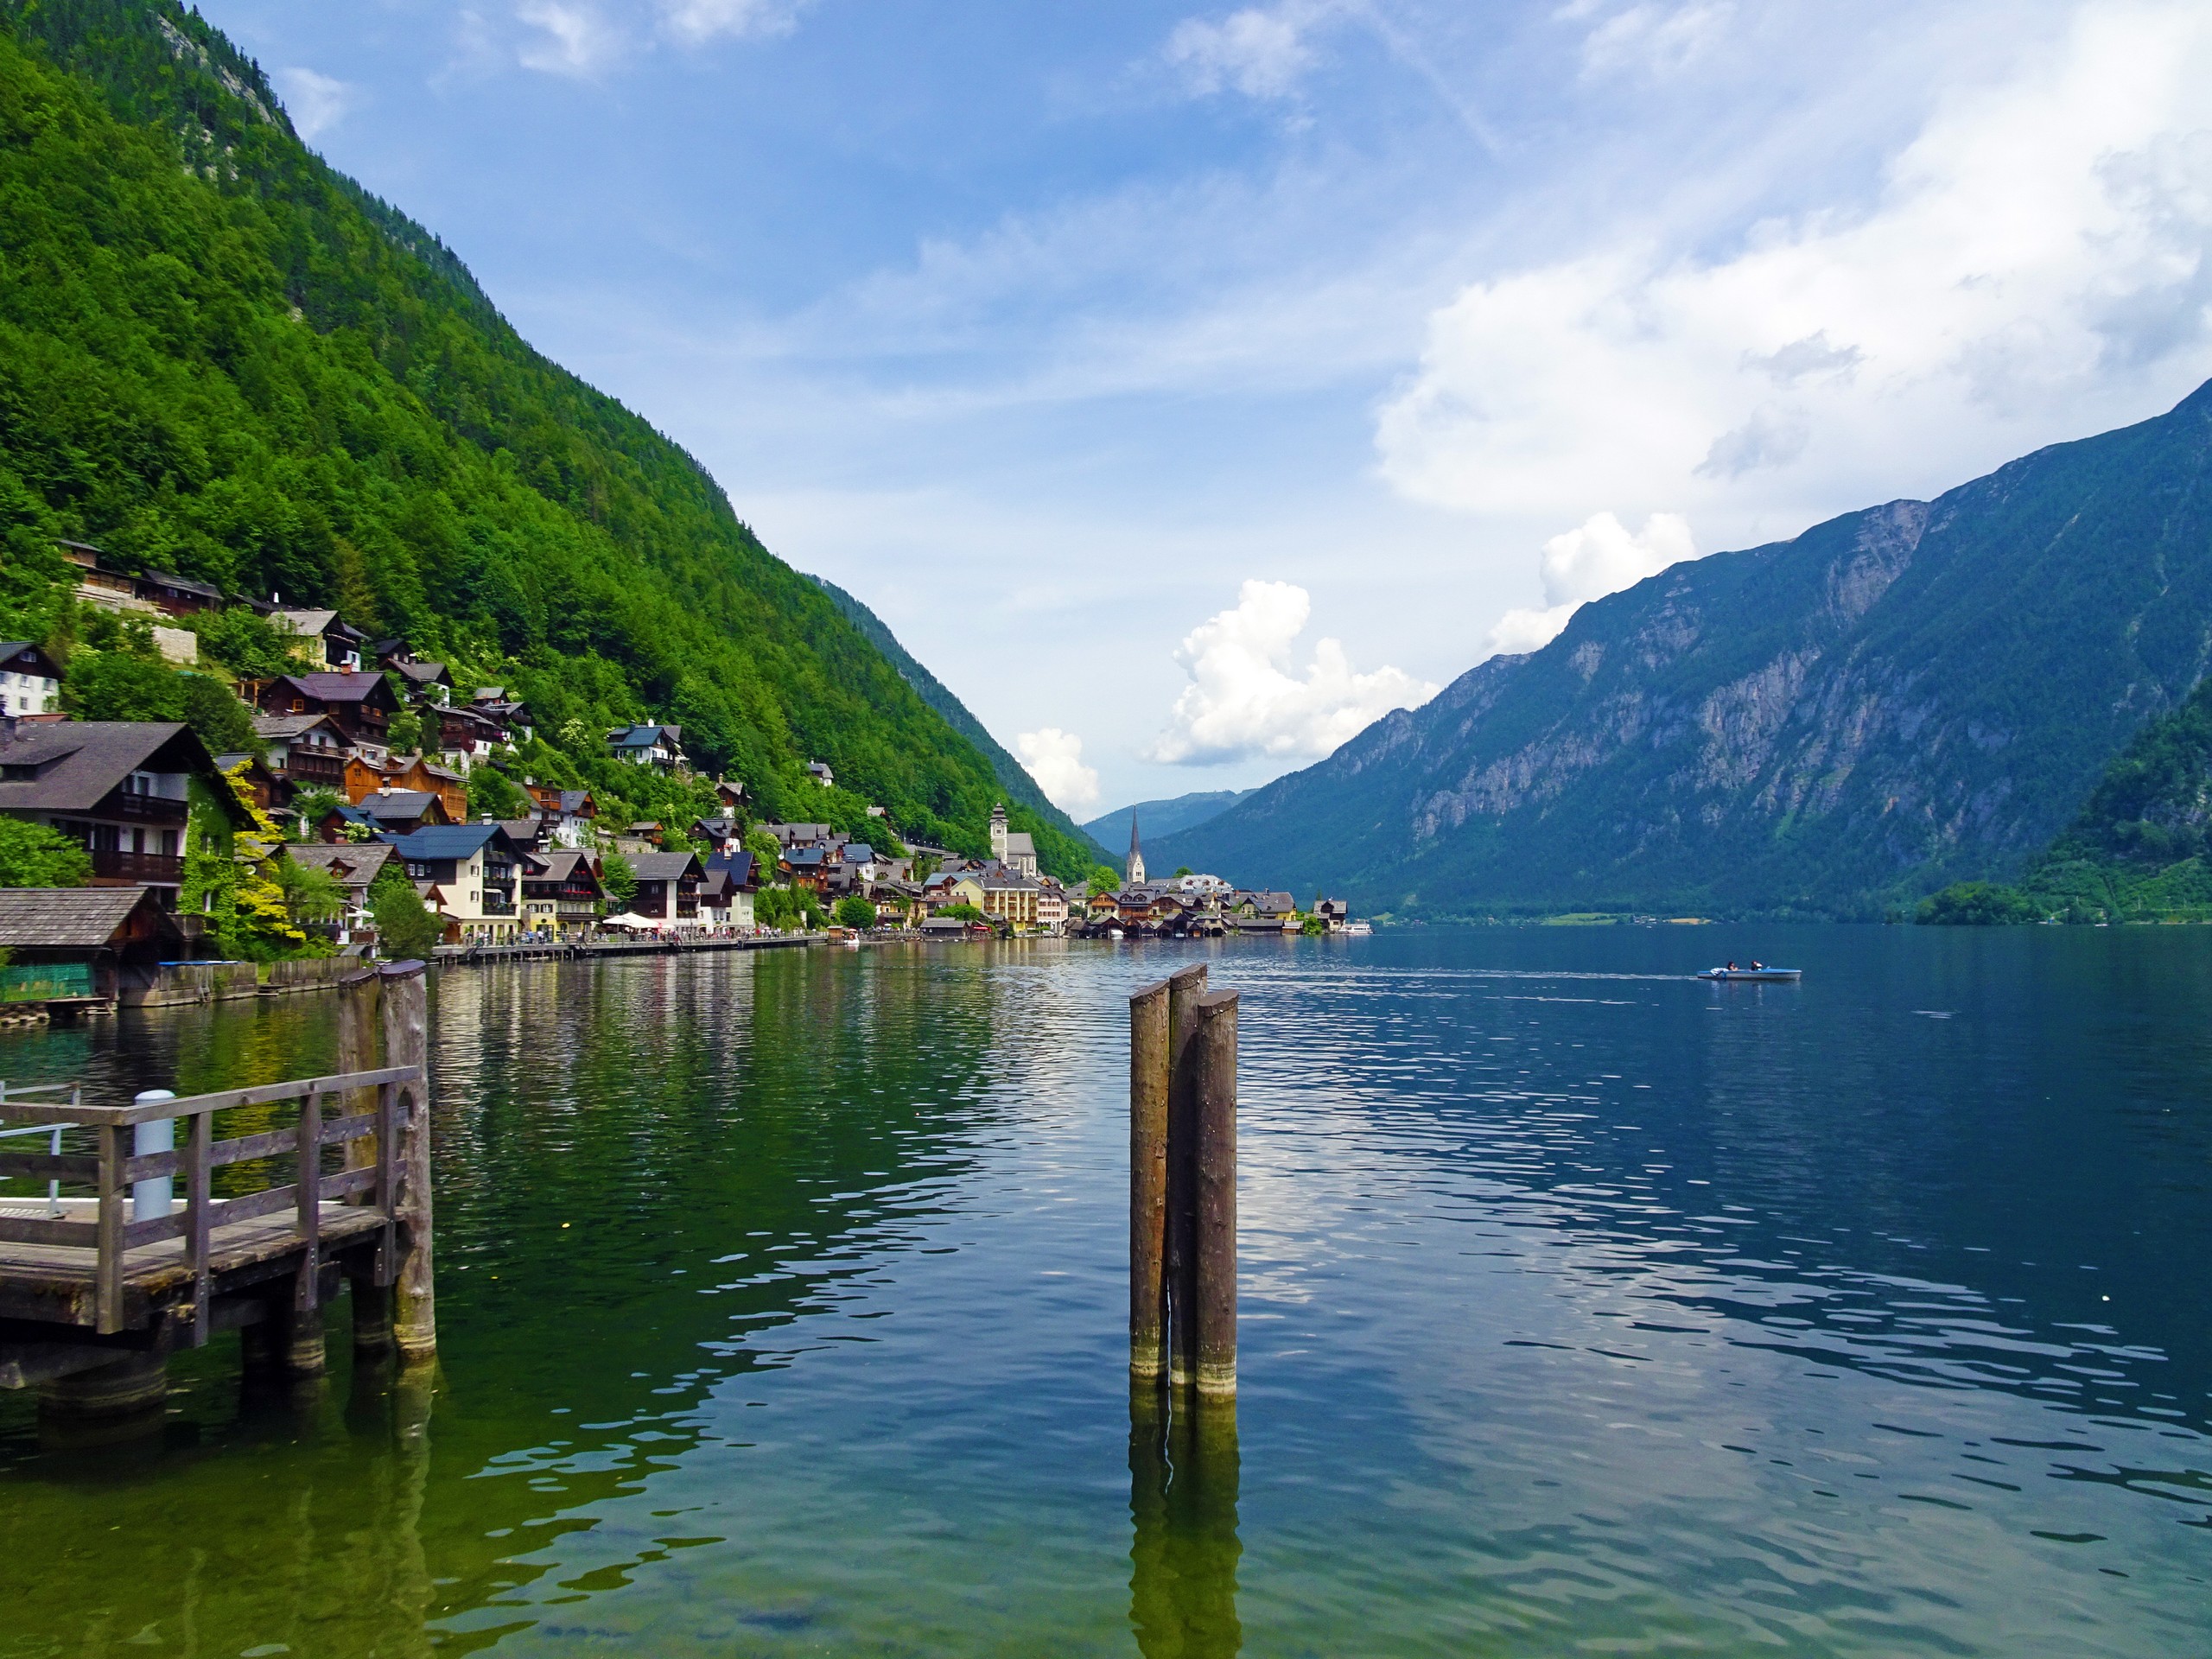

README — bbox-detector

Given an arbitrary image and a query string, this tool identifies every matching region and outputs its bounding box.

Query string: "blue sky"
[197,1,2212,818]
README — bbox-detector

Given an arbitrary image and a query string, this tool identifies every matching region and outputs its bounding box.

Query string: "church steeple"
[989,801,1008,865]
[1125,812,1146,887]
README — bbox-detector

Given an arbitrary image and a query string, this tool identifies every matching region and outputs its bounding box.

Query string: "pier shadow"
[1128,1382,1243,1659]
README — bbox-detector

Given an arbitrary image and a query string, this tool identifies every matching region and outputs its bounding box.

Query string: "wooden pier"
[0,962,435,1422]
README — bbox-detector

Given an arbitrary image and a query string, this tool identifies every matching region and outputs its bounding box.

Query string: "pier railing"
[0,1066,425,1338]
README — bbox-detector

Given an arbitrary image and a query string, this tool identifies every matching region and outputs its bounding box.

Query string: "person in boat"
[1749,959,1764,970]
[1725,960,1737,971]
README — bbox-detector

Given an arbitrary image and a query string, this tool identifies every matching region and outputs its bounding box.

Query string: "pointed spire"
[1125,812,1146,887]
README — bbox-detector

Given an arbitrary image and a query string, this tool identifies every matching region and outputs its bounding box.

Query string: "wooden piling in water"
[1129,977,1172,1381]
[1192,989,1238,1398]
[1164,963,1208,1389]
[381,962,436,1366]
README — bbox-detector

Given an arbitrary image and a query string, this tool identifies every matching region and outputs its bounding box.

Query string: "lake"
[1,925,2207,1656]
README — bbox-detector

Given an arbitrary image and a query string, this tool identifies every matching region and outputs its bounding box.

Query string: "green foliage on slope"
[0,0,1088,880]
[1923,673,2212,924]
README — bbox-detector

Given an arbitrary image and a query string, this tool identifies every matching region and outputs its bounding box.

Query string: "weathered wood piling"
[1130,962,1237,1396]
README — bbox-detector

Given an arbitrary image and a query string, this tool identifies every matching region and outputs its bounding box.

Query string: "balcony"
[89,849,184,884]
[103,791,189,823]
[284,749,346,786]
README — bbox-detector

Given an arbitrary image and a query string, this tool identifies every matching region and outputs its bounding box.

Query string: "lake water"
[1,926,2207,1656]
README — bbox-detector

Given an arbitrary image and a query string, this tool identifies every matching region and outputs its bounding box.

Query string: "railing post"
[95,1124,125,1335]
[296,1084,321,1313]
[186,1109,212,1348]
[382,961,436,1365]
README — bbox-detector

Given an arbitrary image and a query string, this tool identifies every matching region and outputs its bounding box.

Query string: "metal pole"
[132,1090,176,1224]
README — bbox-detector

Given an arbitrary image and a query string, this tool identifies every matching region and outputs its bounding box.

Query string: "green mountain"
[1155,382,2212,919]
[0,0,1092,880]
[808,577,1109,861]
[1084,791,1250,858]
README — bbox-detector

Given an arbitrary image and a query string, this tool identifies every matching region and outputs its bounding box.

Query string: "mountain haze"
[1157,383,2212,918]
[810,576,1109,861]
[0,0,1092,877]
[1084,791,1251,858]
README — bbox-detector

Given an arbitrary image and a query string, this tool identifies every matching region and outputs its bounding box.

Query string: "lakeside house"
[380,823,530,943]
[609,723,685,771]
[0,885,194,1002]
[283,841,399,940]
[252,671,399,757]
[0,643,64,719]
[627,850,704,925]
[0,721,249,906]
[521,849,605,940]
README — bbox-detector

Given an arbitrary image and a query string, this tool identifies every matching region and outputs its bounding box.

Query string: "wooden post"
[1192,989,1238,1398]
[381,961,435,1366]
[185,1109,211,1349]
[340,971,395,1356]
[1165,963,1207,1389]
[1129,977,1171,1382]
[94,1124,125,1335]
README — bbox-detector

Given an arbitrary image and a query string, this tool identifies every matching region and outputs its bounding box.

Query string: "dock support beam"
[1165,965,1207,1389]
[1128,977,1171,1382]
[381,962,436,1367]
[1192,990,1238,1398]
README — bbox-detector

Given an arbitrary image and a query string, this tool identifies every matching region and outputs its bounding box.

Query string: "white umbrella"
[600,912,663,930]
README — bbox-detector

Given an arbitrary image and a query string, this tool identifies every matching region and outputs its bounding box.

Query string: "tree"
[835,894,876,931]
[369,863,442,959]
[1086,865,1122,897]
[940,902,983,922]
[1174,866,1193,879]
[386,706,424,753]
[194,609,305,680]
[600,850,638,911]
[276,856,347,927]
[744,827,783,869]
[1916,882,2043,925]
[182,763,317,959]
[63,649,181,721]
[0,819,92,887]
[177,674,260,758]
[467,765,529,820]
[289,787,345,841]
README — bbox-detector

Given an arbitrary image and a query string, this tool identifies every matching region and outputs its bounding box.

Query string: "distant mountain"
[1155,382,2212,919]
[1084,791,1251,857]
[810,578,1110,863]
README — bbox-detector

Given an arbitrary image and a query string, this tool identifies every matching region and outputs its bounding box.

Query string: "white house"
[0,643,62,718]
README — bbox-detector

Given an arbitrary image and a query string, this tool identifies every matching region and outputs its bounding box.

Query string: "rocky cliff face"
[1154,382,2212,917]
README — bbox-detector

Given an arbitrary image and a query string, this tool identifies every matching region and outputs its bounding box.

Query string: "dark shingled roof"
[0,886,171,947]
[629,851,702,880]
[0,721,244,822]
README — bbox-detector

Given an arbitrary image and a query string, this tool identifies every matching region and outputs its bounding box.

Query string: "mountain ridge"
[1155,381,2212,918]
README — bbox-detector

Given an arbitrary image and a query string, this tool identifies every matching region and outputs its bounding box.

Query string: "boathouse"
[0,886,192,1004]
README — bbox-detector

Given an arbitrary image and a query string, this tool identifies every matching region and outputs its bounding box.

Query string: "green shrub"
[1915,882,2043,925]
[0,819,92,887]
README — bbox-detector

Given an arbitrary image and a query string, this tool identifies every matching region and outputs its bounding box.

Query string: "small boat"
[1344,920,1373,937]
[1696,966,1802,982]
[1108,928,1125,940]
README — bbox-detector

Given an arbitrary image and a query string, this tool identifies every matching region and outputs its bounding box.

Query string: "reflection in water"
[1129,1383,1242,1658]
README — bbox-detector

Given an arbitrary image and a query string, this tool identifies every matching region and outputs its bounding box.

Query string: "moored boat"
[1696,967,1802,982]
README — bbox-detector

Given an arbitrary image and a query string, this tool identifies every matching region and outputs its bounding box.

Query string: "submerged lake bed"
[0,925,2206,1656]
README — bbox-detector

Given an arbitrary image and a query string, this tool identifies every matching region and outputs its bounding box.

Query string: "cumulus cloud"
[274,68,355,141]
[659,0,809,44]
[1016,728,1102,814]
[1165,3,1332,99]
[1148,580,1438,765]
[1376,3,2212,530]
[515,1,626,75]
[1484,512,1697,657]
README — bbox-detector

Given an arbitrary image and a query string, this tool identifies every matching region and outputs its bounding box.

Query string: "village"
[0,546,1355,1010]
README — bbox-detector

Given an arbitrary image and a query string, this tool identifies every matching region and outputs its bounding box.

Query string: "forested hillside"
[1158,382,2212,918]
[0,0,1090,877]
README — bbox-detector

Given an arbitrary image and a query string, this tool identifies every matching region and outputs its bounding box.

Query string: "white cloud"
[1147,580,1438,765]
[515,1,627,75]
[1377,2,2212,541]
[659,0,809,44]
[1484,512,1697,657]
[1580,2,1735,80]
[274,68,355,142]
[1165,3,1332,99]
[1015,728,1102,813]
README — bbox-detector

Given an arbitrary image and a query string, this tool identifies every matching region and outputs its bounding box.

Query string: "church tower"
[989,801,1008,866]
[1126,813,1146,887]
